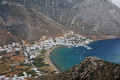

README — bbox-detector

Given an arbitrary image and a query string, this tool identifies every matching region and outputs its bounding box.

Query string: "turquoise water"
[49,39,120,71]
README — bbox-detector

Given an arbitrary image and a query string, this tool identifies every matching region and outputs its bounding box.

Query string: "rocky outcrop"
[36,57,120,80]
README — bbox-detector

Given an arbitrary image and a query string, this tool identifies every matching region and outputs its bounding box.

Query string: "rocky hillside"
[36,57,120,80]
[17,0,120,39]
[0,0,66,45]
[59,0,120,38]
[0,16,18,45]
[0,27,18,46]
[0,0,120,44]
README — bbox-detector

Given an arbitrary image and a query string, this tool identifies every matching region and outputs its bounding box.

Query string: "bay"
[50,39,120,71]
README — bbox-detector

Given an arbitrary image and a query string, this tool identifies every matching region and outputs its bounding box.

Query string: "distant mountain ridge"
[36,56,120,80]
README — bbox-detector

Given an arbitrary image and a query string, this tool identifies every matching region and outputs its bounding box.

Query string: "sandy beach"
[44,46,60,72]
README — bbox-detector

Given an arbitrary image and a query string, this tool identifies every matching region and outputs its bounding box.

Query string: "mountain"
[36,57,120,80]
[0,27,18,46]
[0,0,120,44]
[0,0,66,45]
[0,16,18,45]
[59,0,120,38]
[17,0,120,39]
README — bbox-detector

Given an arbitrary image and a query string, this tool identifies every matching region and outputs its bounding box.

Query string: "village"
[0,31,92,80]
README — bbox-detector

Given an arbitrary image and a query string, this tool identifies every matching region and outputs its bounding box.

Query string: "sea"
[49,38,120,71]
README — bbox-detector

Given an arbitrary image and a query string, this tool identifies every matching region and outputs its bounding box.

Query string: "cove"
[49,38,120,71]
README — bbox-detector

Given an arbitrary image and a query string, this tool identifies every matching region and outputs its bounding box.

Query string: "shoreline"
[44,46,60,72]
[43,38,120,73]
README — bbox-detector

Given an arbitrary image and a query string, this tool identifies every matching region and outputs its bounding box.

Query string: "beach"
[44,46,60,72]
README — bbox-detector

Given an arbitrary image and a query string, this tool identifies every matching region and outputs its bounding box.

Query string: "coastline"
[44,46,60,72]
[43,38,119,73]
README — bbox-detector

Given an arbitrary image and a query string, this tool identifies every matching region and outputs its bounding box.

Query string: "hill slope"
[0,0,120,44]
[18,0,120,39]
[36,57,120,80]
[0,16,18,45]
[60,0,120,38]
[0,27,18,46]
[0,0,66,45]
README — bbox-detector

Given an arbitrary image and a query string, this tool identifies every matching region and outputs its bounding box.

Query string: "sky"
[112,0,120,7]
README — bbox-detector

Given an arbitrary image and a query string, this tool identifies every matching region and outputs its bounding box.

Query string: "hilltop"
[36,56,120,80]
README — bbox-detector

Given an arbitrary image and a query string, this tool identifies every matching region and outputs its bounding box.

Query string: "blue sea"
[49,39,120,71]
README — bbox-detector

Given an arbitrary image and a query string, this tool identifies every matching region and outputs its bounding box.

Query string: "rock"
[36,56,120,80]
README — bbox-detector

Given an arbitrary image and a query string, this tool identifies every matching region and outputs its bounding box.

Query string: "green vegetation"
[20,63,32,66]
[18,72,24,76]
[39,69,49,73]
[24,68,38,76]
[51,71,57,74]
[32,57,49,68]
[41,50,46,53]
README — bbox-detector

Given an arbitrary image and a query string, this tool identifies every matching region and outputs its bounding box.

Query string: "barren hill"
[0,0,66,45]
[0,0,120,44]
[36,57,120,80]
[18,0,120,39]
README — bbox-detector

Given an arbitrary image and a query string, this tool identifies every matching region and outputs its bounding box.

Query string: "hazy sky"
[112,0,120,7]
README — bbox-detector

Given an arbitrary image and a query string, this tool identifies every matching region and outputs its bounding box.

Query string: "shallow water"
[50,39,120,71]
